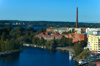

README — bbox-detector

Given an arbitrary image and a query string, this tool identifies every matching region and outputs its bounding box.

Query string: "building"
[86,28,100,37]
[35,32,68,41]
[35,32,86,43]
[46,28,55,32]
[68,33,86,43]
[54,28,70,34]
[87,35,100,53]
[53,28,86,34]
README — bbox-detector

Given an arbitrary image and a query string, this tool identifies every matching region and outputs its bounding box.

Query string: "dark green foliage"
[57,37,73,46]
[32,37,40,45]
[40,37,46,46]
[80,40,87,49]
[62,30,72,34]
[32,37,47,47]
[78,49,91,59]
[36,28,46,34]
[0,26,46,52]
[0,26,12,35]
[32,37,73,49]
[71,24,76,27]
[73,43,82,56]
[45,40,57,49]
[72,29,75,33]
[73,40,87,56]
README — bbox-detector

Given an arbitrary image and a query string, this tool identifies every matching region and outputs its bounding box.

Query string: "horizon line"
[0,20,99,23]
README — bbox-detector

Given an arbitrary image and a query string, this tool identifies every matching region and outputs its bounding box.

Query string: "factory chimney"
[76,7,78,28]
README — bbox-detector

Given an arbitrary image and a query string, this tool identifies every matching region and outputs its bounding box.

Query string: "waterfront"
[0,47,75,66]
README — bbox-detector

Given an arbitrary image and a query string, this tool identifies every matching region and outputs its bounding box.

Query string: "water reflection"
[46,49,57,53]
[0,53,20,64]
[0,47,75,66]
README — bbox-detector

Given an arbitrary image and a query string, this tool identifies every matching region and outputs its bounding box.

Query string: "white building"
[54,27,85,34]
[86,28,100,37]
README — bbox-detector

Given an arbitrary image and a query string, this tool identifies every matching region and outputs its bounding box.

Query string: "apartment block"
[87,35,100,53]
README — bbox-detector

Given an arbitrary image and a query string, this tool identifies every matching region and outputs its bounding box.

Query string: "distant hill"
[0,20,100,28]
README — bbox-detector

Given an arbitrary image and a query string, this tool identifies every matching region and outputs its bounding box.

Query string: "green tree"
[0,40,5,52]
[62,30,71,34]
[78,49,91,59]
[5,39,10,51]
[15,39,20,50]
[74,43,82,56]
[72,24,76,27]
[50,40,57,49]
[40,37,46,46]
[72,29,75,33]
[59,37,67,46]
[45,40,57,49]
[80,40,87,49]
[27,27,33,31]
[32,37,40,45]
[9,38,15,51]
[67,38,72,46]
[1,32,6,41]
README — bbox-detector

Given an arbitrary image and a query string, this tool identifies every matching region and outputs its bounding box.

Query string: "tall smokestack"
[76,7,78,28]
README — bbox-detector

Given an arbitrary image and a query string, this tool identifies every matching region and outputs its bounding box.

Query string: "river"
[0,47,75,66]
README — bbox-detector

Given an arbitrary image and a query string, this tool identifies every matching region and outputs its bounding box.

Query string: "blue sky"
[0,0,100,23]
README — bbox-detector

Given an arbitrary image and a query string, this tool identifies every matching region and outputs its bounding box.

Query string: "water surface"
[0,47,75,66]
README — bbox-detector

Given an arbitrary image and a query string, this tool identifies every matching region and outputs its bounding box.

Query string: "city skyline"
[0,0,100,23]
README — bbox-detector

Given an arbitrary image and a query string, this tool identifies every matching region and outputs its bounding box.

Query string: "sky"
[0,0,100,23]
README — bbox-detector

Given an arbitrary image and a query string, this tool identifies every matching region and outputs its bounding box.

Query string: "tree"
[72,29,75,33]
[58,37,72,46]
[0,40,5,52]
[1,32,6,41]
[59,37,67,46]
[40,37,46,46]
[73,43,82,56]
[45,40,57,49]
[50,40,57,49]
[32,37,40,45]
[62,30,71,34]
[9,38,15,51]
[67,38,73,46]
[5,39,10,51]
[15,39,20,50]
[78,49,91,59]
[80,40,87,49]
[27,27,33,31]
[72,24,76,27]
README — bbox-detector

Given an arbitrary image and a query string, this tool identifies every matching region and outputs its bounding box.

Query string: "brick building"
[35,32,68,41]
[46,28,55,32]
[35,32,86,42]
[68,33,86,43]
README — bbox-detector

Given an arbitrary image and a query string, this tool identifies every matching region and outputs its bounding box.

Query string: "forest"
[0,26,46,52]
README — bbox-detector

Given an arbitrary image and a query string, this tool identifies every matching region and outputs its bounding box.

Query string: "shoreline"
[0,49,23,56]
[23,44,74,52]
[56,47,74,52]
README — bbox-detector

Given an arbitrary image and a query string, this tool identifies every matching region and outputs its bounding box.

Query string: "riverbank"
[23,44,74,52]
[73,54,100,66]
[0,49,23,56]
[23,44,46,48]
[56,47,74,52]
